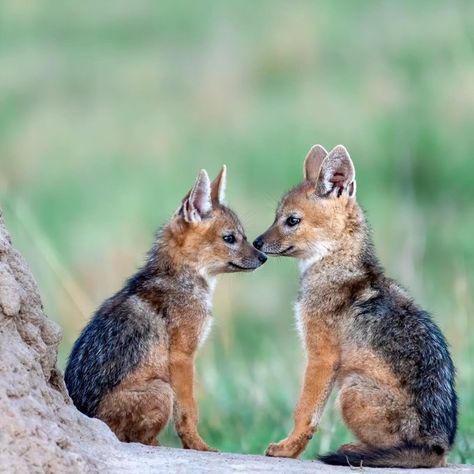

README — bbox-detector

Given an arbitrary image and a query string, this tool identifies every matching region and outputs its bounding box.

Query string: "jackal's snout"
[229,242,267,271]
[253,236,264,250]
[253,233,276,254]
[250,247,268,266]
[253,227,294,256]
[254,248,268,265]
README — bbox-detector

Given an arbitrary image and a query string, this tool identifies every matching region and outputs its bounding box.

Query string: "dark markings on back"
[351,240,457,448]
[64,269,166,417]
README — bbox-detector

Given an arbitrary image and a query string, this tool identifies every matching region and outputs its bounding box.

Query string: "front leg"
[169,325,216,452]
[266,320,339,458]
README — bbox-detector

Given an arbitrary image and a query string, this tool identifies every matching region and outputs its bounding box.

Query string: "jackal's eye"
[286,216,301,227]
[223,234,236,244]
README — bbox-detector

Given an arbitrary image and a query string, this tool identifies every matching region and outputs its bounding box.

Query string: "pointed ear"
[210,165,227,205]
[304,144,328,182]
[182,170,212,223]
[316,145,356,198]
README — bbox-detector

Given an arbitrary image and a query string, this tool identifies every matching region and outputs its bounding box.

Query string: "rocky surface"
[0,212,117,474]
[0,211,471,474]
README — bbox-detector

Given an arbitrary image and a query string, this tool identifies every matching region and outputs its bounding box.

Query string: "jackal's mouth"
[228,262,258,271]
[265,245,294,256]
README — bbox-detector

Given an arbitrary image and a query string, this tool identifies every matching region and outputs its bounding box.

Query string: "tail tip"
[318,451,358,466]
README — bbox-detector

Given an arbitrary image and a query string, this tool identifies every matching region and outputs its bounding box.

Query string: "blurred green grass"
[0,0,473,463]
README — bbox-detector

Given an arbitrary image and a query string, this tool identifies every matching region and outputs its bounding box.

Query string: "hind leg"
[337,375,416,450]
[97,378,174,445]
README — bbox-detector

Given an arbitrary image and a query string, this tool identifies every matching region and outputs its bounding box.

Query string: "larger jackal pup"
[65,167,267,449]
[254,145,457,467]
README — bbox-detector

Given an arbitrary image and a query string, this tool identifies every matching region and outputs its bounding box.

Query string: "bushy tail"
[319,444,445,468]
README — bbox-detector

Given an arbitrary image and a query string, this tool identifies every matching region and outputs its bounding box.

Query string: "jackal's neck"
[141,232,215,293]
[299,207,383,288]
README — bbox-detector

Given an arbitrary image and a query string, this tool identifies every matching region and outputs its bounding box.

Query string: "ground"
[102,445,474,473]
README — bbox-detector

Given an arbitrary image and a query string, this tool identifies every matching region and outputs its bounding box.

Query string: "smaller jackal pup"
[254,145,457,467]
[65,167,267,449]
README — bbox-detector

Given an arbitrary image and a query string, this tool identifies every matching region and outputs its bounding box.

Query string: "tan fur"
[96,280,215,449]
[97,342,172,445]
[260,145,438,462]
[266,319,339,457]
[337,349,417,449]
[92,168,266,449]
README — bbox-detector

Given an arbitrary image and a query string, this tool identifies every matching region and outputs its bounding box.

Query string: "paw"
[182,438,218,452]
[265,430,314,459]
[265,440,300,458]
[200,445,218,453]
[192,441,218,453]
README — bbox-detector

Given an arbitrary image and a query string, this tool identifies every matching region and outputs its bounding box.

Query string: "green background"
[1,0,473,463]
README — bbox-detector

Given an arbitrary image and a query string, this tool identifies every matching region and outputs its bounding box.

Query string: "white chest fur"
[294,301,305,348]
[295,241,332,347]
[298,241,332,273]
[198,276,215,348]
[198,316,213,348]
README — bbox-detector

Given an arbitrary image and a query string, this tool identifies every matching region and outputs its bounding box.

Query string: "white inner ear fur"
[184,170,212,223]
[182,199,200,223]
[318,145,356,198]
[347,179,357,197]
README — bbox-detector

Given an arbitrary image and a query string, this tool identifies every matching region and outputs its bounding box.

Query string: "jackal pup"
[254,145,457,467]
[65,167,267,449]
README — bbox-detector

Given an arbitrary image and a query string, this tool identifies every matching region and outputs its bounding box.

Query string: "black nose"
[257,252,267,264]
[253,236,264,250]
